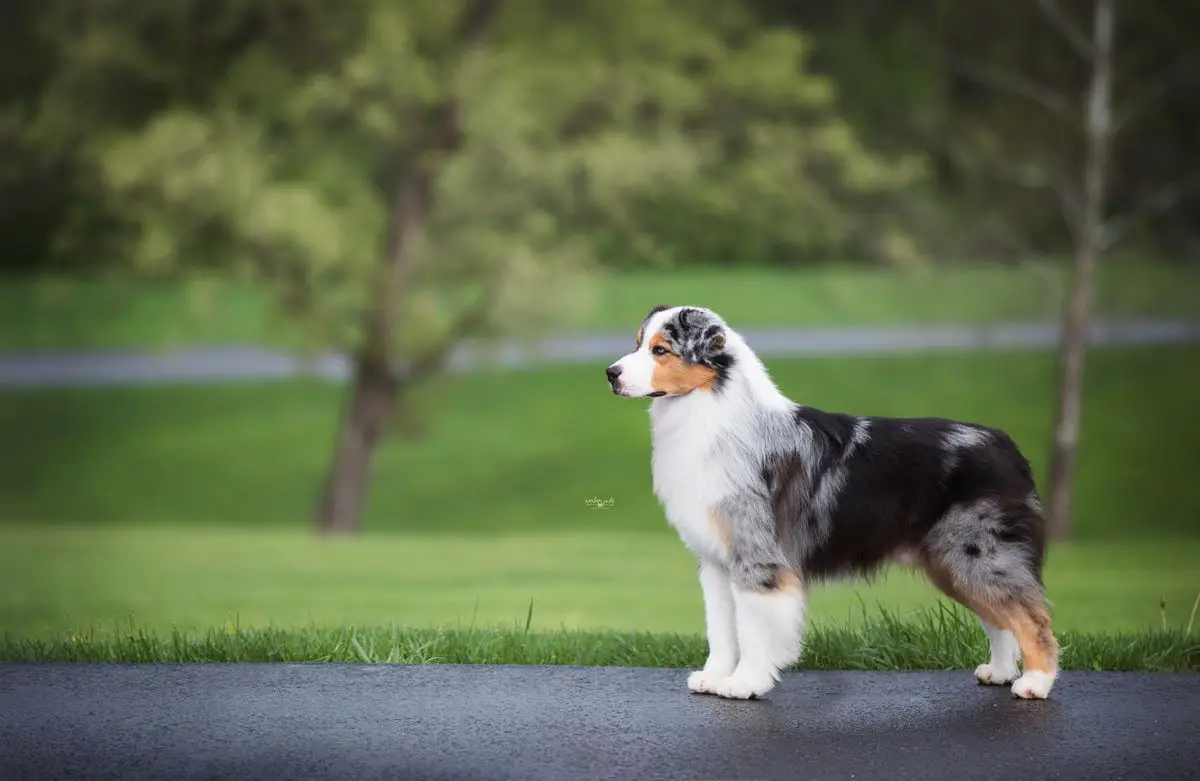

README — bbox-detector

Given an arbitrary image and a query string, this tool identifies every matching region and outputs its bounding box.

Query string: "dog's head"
[605,305,734,398]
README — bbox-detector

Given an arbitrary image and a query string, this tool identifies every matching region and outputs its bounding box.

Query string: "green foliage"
[491,0,927,268]
[93,3,589,358]
[5,0,1198,272]
[35,1,924,317]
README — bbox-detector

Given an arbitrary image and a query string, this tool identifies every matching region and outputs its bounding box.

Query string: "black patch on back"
[762,408,1046,584]
[794,407,857,460]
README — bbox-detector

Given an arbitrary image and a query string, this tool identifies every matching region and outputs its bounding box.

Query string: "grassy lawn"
[4,619,1194,671]
[1,525,1196,641]
[2,260,1197,351]
[1,347,1197,537]
[2,339,1196,667]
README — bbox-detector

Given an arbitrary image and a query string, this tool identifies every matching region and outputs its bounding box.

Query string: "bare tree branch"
[970,157,1084,238]
[1057,183,1084,241]
[1113,53,1200,134]
[1003,167,1084,240]
[1102,176,1200,249]
[949,59,1078,125]
[1036,0,1093,60]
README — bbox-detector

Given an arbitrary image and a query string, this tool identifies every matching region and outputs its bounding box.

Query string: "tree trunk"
[312,0,504,536]
[1046,0,1113,540]
[315,358,398,535]
[313,167,430,535]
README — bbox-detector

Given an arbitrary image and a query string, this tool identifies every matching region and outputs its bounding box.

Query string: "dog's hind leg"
[921,561,1021,685]
[923,498,1059,698]
[714,565,806,700]
[995,598,1059,699]
[976,620,1021,685]
[687,561,740,695]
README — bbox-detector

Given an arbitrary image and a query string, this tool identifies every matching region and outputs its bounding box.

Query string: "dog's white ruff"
[636,320,802,699]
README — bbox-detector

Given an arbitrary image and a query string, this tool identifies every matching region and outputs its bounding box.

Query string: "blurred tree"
[560,3,926,269]
[62,0,920,533]
[767,0,1200,262]
[9,1,1199,272]
[946,0,1197,538]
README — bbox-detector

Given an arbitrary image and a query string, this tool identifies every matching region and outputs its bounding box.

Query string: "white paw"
[1011,670,1056,700]
[688,655,737,695]
[975,662,1019,685]
[714,669,776,700]
[687,669,724,694]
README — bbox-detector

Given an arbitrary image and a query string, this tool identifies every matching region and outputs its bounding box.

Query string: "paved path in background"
[1,318,1198,386]
[1,665,1196,780]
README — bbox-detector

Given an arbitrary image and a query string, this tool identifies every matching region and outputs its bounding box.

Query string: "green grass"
[2,333,1196,666]
[2,347,1198,537]
[2,259,1197,350]
[1,525,1196,641]
[591,260,1200,331]
[4,610,1196,671]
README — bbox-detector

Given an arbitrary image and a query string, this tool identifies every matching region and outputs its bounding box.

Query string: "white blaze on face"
[608,307,678,398]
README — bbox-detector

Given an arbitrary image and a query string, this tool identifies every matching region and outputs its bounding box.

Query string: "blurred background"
[1,0,1196,642]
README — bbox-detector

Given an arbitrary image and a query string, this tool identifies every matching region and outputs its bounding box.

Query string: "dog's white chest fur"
[650,396,735,562]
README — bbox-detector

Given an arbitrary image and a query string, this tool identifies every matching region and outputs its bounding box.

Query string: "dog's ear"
[704,324,727,354]
[646,304,673,319]
[682,322,727,365]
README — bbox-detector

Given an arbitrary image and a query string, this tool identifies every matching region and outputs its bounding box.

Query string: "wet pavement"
[2,664,1196,780]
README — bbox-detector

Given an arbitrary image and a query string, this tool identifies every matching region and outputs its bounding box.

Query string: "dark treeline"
[2,0,1196,271]
[764,0,1198,261]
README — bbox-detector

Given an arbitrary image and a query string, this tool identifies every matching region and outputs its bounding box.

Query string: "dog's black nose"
[606,365,622,383]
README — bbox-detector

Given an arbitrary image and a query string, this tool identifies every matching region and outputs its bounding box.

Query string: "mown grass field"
[1,525,1196,642]
[1,346,1197,656]
[2,260,1197,351]
[2,266,1196,666]
[2,347,1196,537]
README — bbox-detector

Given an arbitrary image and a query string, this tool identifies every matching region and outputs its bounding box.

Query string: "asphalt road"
[1,318,1197,386]
[2,665,1196,780]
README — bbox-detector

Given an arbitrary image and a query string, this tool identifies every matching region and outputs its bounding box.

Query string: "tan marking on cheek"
[648,334,718,395]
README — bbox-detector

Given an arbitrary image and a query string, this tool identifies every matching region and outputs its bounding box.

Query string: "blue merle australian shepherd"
[606,306,1058,701]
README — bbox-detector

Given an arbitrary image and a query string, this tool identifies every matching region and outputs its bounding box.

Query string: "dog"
[605,305,1058,700]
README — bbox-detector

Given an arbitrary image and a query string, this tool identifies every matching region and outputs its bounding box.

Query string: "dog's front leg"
[716,565,807,700]
[687,561,739,694]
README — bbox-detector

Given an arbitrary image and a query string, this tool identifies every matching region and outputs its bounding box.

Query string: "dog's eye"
[651,345,670,356]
